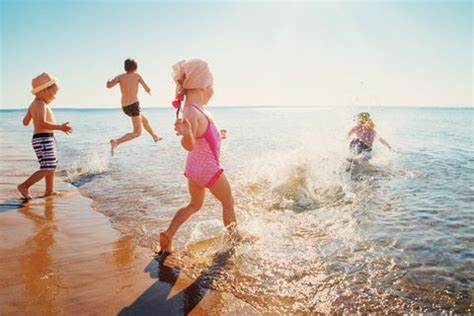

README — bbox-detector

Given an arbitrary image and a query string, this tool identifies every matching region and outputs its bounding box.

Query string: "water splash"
[60,153,110,187]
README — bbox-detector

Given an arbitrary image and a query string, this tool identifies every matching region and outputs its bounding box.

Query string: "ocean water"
[1,106,473,313]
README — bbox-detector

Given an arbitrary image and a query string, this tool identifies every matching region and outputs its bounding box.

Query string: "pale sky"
[1,1,472,108]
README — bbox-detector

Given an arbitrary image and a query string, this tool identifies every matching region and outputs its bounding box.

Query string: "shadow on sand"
[119,248,234,315]
[0,199,28,213]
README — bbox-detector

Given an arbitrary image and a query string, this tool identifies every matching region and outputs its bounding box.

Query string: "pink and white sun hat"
[172,59,213,90]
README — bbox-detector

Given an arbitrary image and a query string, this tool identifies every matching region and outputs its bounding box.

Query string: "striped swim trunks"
[32,133,58,171]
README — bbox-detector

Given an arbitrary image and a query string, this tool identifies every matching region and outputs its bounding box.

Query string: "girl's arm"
[378,137,393,151]
[138,75,151,95]
[175,108,199,151]
[346,126,357,139]
[22,109,32,126]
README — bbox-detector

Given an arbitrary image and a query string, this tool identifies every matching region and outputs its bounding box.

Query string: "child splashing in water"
[107,58,162,156]
[159,59,237,254]
[346,112,392,166]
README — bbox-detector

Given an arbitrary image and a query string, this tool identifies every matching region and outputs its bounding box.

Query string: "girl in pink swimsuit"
[183,103,224,187]
[159,59,237,254]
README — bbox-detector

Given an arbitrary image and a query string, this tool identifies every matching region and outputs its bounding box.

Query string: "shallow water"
[1,106,473,313]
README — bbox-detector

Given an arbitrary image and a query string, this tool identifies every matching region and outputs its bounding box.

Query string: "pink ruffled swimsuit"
[184,104,224,188]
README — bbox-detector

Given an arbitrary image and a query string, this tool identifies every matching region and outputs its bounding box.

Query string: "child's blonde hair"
[357,112,375,130]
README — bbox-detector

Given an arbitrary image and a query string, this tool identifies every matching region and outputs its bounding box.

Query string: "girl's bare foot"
[226,223,243,243]
[152,134,163,143]
[110,139,118,156]
[44,191,58,197]
[17,184,31,200]
[159,231,173,254]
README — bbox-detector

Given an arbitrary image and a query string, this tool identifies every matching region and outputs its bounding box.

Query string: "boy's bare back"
[108,72,150,106]
[117,72,140,106]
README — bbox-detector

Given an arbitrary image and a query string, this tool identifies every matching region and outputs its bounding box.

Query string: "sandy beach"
[0,175,256,315]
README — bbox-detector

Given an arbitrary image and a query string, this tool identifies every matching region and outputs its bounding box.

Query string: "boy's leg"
[141,114,162,142]
[44,171,56,196]
[209,174,237,229]
[110,116,142,156]
[160,180,206,252]
[18,170,50,199]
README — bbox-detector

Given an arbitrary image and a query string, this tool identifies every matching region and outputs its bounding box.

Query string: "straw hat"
[31,72,57,94]
[172,59,213,90]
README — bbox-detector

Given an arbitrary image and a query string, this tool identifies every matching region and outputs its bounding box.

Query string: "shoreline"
[0,176,256,314]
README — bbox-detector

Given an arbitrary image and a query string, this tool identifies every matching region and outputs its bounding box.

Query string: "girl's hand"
[146,89,152,96]
[174,118,192,136]
[220,129,227,139]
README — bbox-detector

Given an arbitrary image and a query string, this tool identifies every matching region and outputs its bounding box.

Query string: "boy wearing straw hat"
[17,72,73,200]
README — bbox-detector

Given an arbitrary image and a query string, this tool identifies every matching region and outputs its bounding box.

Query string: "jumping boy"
[107,58,162,156]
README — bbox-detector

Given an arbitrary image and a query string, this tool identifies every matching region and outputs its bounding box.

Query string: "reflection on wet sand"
[114,235,136,268]
[112,234,141,288]
[18,197,62,314]
[0,190,158,314]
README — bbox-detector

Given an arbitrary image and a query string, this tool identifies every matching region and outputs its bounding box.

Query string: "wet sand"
[0,177,256,315]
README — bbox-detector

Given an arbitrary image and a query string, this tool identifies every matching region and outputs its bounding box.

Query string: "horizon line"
[1,104,473,111]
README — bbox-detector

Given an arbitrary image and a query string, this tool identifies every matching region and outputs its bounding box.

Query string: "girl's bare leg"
[209,174,237,229]
[160,180,206,253]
